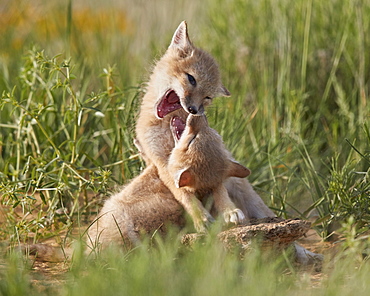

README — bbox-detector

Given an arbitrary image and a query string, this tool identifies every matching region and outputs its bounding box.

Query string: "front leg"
[213,185,247,225]
[157,166,214,232]
[136,116,213,232]
[180,192,215,233]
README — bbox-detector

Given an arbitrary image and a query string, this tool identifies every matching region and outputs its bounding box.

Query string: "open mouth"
[170,116,186,141]
[156,90,182,118]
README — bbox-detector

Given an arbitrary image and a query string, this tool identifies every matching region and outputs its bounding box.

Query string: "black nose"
[188,106,198,114]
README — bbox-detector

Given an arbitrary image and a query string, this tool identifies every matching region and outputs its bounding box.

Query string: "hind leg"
[225,177,275,219]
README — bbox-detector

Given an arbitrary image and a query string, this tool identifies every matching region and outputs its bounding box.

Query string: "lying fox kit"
[168,114,250,228]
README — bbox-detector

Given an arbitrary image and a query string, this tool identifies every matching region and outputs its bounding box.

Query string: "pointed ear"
[174,168,195,188]
[169,21,193,54]
[218,85,231,97]
[227,161,251,178]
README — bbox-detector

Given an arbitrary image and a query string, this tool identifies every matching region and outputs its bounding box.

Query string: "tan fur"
[87,165,185,250]
[168,114,250,231]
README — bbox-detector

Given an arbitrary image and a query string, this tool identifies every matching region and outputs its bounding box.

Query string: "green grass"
[1,233,370,296]
[0,0,370,294]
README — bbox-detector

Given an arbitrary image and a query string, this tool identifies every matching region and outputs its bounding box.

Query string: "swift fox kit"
[87,115,249,249]
[168,114,250,231]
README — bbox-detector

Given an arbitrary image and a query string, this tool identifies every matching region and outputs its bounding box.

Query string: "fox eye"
[205,96,212,100]
[186,73,196,86]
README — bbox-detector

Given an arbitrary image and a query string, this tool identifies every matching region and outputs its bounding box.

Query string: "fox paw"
[223,209,246,225]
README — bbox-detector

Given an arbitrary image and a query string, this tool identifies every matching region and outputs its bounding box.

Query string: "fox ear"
[219,85,231,97]
[227,161,251,178]
[175,168,195,188]
[169,21,193,54]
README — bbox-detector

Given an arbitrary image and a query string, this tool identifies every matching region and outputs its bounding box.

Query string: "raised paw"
[223,208,246,225]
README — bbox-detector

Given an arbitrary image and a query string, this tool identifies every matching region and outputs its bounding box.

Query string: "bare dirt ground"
[30,261,69,292]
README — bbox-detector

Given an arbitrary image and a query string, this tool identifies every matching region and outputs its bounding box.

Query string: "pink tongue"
[167,91,180,104]
[157,90,182,118]
[171,117,186,140]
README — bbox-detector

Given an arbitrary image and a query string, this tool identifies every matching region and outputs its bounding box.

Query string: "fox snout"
[184,96,204,115]
[187,105,198,114]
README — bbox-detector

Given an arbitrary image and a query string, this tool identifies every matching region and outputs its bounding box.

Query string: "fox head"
[168,114,250,191]
[151,21,230,119]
